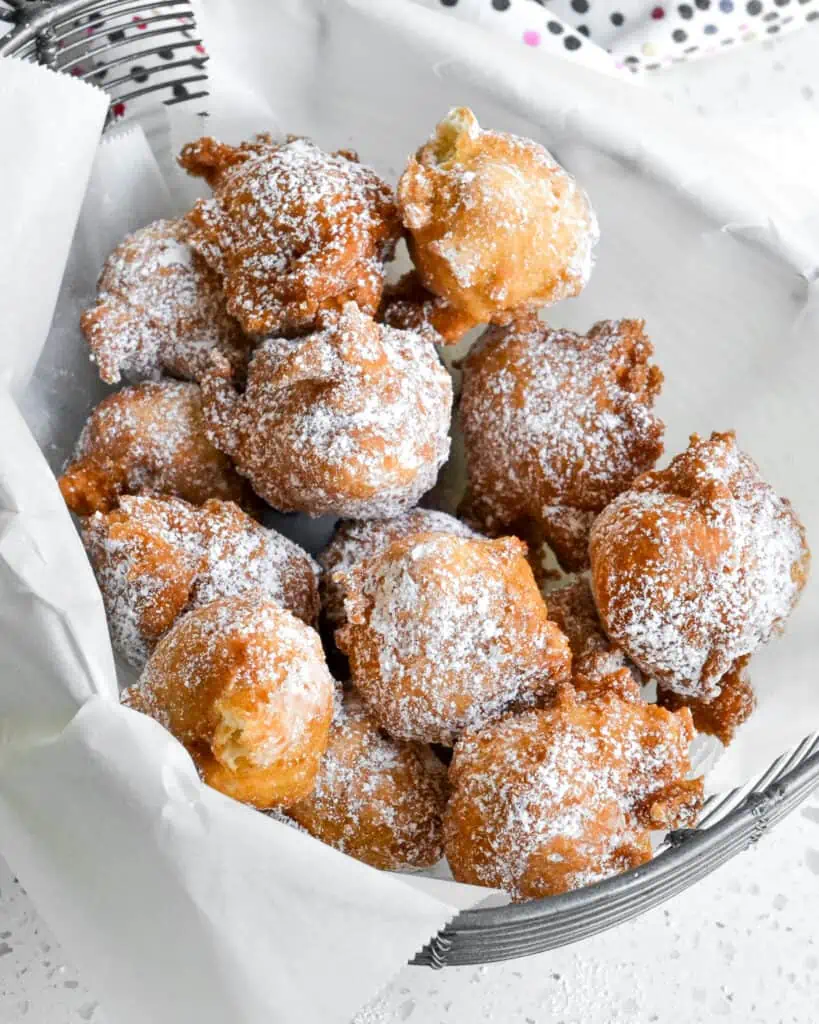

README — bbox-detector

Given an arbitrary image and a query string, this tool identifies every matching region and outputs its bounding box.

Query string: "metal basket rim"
[412,736,819,964]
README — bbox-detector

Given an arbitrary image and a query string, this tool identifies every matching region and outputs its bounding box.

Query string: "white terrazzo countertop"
[2,791,819,1023]
[2,24,819,1024]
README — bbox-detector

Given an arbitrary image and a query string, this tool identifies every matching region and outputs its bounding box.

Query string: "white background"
[2,24,819,1024]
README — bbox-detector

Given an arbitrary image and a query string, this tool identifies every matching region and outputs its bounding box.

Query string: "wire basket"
[3,0,819,971]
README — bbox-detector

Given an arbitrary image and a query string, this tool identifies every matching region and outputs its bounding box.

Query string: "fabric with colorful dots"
[59,0,819,114]
[63,7,207,122]
[412,0,818,71]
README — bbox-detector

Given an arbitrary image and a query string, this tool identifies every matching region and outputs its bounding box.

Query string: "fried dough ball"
[58,380,251,517]
[460,316,665,571]
[547,577,637,684]
[201,303,453,519]
[179,135,401,336]
[123,597,334,809]
[289,693,447,870]
[80,218,249,385]
[657,656,755,746]
[397,108,598,323]
[336,533,571,745]
[444,686,703,900]
[84,495,319,669]
[318,509,478,629]
[549,578,756,744]
[378,271,479,346]
[590,431,810,701]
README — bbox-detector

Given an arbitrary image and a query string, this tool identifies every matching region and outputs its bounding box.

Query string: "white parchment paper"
[1,1,819,1021]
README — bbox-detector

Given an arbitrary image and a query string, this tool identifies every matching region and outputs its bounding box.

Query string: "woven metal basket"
[3,0,818,970]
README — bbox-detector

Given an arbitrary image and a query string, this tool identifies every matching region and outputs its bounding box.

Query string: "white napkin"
[1,1,819,1021]
[0,56,482,1024]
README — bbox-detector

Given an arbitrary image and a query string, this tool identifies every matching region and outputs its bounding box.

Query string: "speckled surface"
[3,25,819,1024]
[2,793,819,1023]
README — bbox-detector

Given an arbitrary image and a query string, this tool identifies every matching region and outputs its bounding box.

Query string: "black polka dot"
[695,0,710,8]
[172,82,190,98]
[746,0,762,13]
[491,0,511,9]
[672,27,687,39]
[577,23,590,35]
[130,65,149,83]
[89,11,103,21]
[625,54,640,61]
[157,47,174,60]
[610,11,625,24]
[763,12,778,20]
[440,0,458,6]
[704,22,718,31]
[767,21,781,28]
[564,34,582,48]
[571,0,589,10]
[808,9,819,18]
[548,19,564,32]
[107,28,126,42]
[774,0,790,5]
[678,4,694,17]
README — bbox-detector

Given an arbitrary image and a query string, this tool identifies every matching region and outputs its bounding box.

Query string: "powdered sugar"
[290,693,447,870]
[398,108,599,321]
[337,533,571,744]
[59,380,249,516]
[201,303,453,519]
[84,495,319,669]
[547,576,637,683]
[318,509,478,627]
[132,598,333,775]
[378,270,477,346]
[181,136,400,335]
[590,432,810,699]
[461,318,664,539]
[445,694,701,900]
[80,218,248,385]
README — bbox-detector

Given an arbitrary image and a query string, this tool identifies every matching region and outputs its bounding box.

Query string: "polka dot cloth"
[412,0,819,72]
[60,5,207,122]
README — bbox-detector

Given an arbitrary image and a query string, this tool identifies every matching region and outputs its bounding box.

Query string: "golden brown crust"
[179,135,401,336]
[377,270,479,345]
[460,315,664,571]
[546,577,638,686]
[397,108,597,323]
[178,136,253,188]
[124,597,334,809]
[444,687,702,900]
[58,380,252,517]
[84,495,319,669]
[289,693,447,870]
[80,218,250,386]
[336,532,572,745]
[656,656,755,746]
[317,509,478,629]
[590,431,810,700]
[199,303,453,519]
